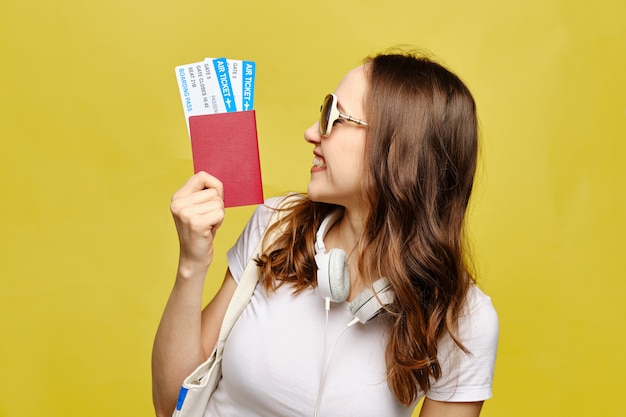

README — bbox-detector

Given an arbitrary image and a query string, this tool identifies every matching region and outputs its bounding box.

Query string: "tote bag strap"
[214,194,301,353]
[213,239,262,353]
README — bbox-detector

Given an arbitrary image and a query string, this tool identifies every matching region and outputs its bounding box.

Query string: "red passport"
[189,111,264,208]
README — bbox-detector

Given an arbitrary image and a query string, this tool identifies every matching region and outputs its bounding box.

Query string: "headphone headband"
[315,210,342,254]
[315,210,395,322]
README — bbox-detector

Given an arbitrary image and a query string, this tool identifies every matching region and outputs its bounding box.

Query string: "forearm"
[152,172,225,416]
[151,266,207,417]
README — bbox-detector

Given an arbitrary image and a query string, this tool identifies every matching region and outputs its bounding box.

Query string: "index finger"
[173,171,224,201]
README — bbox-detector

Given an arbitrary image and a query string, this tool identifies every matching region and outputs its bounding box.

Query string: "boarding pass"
[175,57,256,130]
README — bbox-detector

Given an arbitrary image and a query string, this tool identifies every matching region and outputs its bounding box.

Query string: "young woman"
[152,50,499,417]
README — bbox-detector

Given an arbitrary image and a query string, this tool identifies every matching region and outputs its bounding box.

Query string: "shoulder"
[227,194,305,282]
[465,284,498,321]
[256,194,306,221]
[246,194,306,236]
[452,284,499,364]
[426,284,499,402]
[461,284,499,344]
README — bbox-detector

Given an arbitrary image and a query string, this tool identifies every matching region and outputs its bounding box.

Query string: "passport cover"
[189,110,263,208]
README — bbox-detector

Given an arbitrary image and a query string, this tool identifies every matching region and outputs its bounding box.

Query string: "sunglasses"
[319,93,368,137]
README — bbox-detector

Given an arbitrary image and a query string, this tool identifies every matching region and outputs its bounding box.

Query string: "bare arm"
[419,398,484,417]
[151,172,236,417]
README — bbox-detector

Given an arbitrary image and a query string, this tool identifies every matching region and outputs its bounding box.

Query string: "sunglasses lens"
[320,95,333,136]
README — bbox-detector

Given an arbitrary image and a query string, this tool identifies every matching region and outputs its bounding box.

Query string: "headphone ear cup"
[326,249,349,302]
[315,248,350,303]
[349,278,395,324]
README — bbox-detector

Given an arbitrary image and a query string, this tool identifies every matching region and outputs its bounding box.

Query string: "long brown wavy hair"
[256,50,479,406]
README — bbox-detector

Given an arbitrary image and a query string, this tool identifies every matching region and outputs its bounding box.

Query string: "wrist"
[176,257,211,281]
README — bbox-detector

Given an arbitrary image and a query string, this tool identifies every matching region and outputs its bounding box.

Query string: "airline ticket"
[175,57,256,132]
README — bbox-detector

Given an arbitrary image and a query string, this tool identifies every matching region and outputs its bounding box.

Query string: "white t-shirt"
[205,197,499,417]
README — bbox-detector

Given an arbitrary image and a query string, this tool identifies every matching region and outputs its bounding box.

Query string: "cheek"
[345,142,367,173]
[333,143,367,181]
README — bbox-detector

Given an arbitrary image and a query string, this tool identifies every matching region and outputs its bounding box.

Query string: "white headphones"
[314,210,395,324]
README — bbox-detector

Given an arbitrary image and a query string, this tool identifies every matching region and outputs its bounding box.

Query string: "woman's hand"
[170,171,225,278]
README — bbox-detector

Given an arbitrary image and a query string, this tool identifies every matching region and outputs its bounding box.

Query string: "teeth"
[313,156,326,168]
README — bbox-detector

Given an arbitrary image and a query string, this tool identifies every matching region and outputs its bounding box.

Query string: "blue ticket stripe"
[213,57,237,112]
[175,387,189,411]
[242,61,256,111]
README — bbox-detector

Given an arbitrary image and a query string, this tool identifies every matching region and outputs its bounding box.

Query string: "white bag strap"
[214,195,300,354]
[213,237,263,353]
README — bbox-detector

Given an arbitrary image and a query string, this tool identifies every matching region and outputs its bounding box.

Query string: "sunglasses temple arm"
[340,113,368,126]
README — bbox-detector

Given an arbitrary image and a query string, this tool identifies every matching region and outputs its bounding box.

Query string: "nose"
[304,121,321,144]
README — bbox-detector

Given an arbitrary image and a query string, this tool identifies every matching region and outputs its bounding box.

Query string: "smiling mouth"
[312,156,326,168]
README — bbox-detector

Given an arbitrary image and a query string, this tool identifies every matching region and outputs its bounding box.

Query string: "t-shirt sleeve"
[226,196,287,283]
[426,285,499,402]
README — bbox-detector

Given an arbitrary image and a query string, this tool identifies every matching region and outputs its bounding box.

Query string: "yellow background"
[1,0,624,416]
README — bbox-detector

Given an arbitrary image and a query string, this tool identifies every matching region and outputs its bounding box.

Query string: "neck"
[326,209,366,297]
[325,208,363,253]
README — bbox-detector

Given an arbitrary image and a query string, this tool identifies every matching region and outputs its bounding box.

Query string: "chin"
[306,187,326,204]
[306,183,318,199]
[307,192,339,207]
